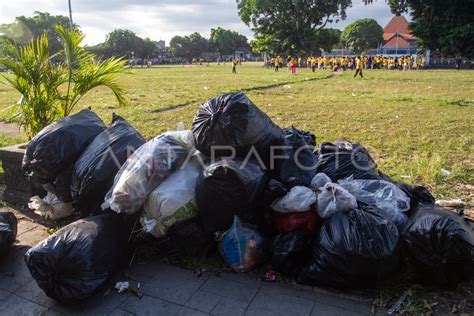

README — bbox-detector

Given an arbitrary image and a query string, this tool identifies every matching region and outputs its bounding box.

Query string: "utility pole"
[68,0,74,30]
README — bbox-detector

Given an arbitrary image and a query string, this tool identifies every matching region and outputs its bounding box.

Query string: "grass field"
[1,62,473,313]
[0,62,473,204]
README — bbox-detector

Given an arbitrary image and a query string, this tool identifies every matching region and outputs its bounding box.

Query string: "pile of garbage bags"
[19,92,473,304]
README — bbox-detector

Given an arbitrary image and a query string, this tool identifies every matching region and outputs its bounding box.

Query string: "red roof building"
[382,16,417,51]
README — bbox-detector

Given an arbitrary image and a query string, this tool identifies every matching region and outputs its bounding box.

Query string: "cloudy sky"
[0,0,399,45]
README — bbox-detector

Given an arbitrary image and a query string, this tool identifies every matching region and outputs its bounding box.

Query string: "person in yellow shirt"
[231,58,237,74]
[275,56,280,72]
[354,56,363,78]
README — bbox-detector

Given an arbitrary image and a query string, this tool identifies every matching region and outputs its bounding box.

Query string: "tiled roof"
[383,36,411,48]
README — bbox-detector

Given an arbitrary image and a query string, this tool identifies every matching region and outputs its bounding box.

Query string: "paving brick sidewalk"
[0,207,384,315]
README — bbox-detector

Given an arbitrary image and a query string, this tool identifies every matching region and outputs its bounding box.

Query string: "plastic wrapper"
[192,92,283,165]
[402,206,474,287]
[0,212,17,256]
[141,157,201,238]
[271,186,317,213]
[24,214,136,303]
[219,216,267,273]
[317,183,358,219]
[28,193,74,221]
[23,109,106,181]
[338,177,410,229]
[274,127,318,187]
[71,115,145,214]
[196,157,269,233]
[102,131,195,215]
[297,208,400,288]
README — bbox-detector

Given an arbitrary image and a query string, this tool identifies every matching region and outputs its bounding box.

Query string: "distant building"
[232,47,255,61]
[155,40,165,50]
[379,15,417,55]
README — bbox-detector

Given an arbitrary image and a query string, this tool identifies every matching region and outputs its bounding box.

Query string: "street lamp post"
[68,0,74,30]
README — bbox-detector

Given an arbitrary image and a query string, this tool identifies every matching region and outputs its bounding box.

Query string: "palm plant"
[55,26,127,116]
[1,35,62,138]
[0,25,127,139]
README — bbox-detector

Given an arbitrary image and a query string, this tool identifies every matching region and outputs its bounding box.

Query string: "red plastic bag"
[273,208,320,233]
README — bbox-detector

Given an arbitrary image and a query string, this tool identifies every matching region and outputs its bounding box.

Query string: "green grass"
[1,63,473,203]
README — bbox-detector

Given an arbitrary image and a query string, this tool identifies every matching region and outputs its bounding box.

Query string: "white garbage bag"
[310,173,332,190]
[317,183,358,219]
[141,157,201,238]
[338,177,410,228]
[102,131,195,215]
[271,186,317,213]
[28,193,74,220]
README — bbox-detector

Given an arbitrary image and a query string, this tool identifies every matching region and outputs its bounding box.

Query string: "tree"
[0,12,74,54]
[209,27,249,57]
[314,28,342,51]
[341,18,383,53]
[237,0,351,53]
[169,35,191,60]
[102,29,142,58]
[169,33,209,61]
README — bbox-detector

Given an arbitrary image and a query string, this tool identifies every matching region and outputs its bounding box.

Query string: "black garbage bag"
[396,183,435,214]
[402,206,474,287]
[24,213,136,303]
[192,92,283,165]
[316,141,382,182]
[275,127,318,187]
[272,232,308,275]
[0,212,17,256]
[71,115,146,215]
[196,158,269,233]
[164,217,215,257]
[42,166,73,202]
[23,109,106,181]
[297,208,400,288]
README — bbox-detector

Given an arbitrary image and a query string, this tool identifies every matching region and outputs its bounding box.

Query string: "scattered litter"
[283,84,292,89]
[115,281,129,293]
[28,193,74,221]
[440,169,453,177]
[435,199,466,208]
[387,289,409,315]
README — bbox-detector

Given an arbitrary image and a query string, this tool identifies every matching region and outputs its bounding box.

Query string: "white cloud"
[0,0,405,46]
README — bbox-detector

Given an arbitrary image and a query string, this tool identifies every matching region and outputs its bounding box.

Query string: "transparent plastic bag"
[28,193,74,221]
[310,173,332,190]
[317,183,358,219]
[338,177,410,229]
[102,131,195,214]
[218,216,266,273]
[271,186,317,213]
[141,157,201,238]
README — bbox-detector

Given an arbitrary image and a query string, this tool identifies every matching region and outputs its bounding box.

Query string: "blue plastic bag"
[218,216,266,273]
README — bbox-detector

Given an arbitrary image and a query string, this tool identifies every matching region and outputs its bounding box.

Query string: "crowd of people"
[268,55,425,74]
